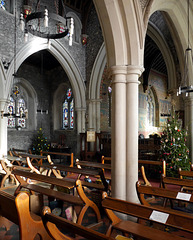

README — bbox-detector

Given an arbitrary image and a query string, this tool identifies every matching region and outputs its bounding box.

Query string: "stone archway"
[5,38,86,133]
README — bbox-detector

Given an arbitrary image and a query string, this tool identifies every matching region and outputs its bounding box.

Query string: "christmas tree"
[31,128,50,155]
[160,112,190,177]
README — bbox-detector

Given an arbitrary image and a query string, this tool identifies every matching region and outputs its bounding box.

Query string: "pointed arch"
[5,38,86,128]
[93,0,145,67]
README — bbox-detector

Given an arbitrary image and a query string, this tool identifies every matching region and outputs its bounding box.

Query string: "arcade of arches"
[0,0,193,203]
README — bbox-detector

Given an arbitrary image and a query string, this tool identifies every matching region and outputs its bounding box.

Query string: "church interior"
[0,0,193,239]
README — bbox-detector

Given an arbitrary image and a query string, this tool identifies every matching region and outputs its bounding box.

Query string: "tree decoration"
[160,112,190,177]
[31,128,50,155]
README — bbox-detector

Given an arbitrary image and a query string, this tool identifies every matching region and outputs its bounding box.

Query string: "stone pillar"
[184,96,193,163]
[81,108,86,133]
[76,107,86,133]
[126,66,143,203]
[111,66,127,200]
[0,100,8,157]
[87,99,101,133]
[88,100,93,130]
[95,99,101,133]
[76,108,82,134]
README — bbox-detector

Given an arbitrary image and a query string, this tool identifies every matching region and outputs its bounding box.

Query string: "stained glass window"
[62,88,74,129]
[63,100,68,128]
[0,1,5,10]
[7,96,15,128]
[70,99,74,129]
[146,89,155,127]
[7,87,27,129]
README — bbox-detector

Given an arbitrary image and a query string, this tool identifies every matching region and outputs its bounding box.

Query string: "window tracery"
[62,88,74,129]
[146,89,155,127]
[7,86,27,129]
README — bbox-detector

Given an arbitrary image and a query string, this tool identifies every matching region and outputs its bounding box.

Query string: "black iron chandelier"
[177,0,193,97]
[20,0,74,45]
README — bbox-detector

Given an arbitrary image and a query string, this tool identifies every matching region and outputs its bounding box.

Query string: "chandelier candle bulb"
[24,30,28,42]
[20,13,25,32]
[44,7,48,28]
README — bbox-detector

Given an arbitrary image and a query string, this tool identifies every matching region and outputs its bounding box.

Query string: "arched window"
[146,89,155,127]
[7,86,27,129]
[62,88,74,129]
[1,0,14,13]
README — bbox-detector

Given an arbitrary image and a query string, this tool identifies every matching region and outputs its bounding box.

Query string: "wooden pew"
[179,167,193,180]
[0,190,52,239]
[42,205,184,240]
[40,158,110,192]
[12,168,102,225]
[24,156,108,194]
[102,192,193,239]
[100,156,166,186]
[136,181,193,208]
[41,150,74,167]
[139,160,166,186]
[161,174,193,190]
[42,206,117,240]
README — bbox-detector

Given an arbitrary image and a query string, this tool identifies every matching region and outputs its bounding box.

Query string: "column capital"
[110,65,144,84]
[126,65,144,76]
[110,65,144,75]
[75,107,86,112]
[88,98,102,103]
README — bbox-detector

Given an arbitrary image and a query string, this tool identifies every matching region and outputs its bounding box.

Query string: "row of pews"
[0,151,193,239]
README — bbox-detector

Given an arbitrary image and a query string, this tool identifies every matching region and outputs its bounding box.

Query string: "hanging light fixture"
[19,0,74,45]
[177,0,193,97]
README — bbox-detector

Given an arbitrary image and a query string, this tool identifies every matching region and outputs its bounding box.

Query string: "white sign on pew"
[176,192,191,201]
[149,210,169,224]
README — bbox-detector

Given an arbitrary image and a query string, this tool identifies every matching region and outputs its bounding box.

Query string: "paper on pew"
[65,206,77,223]
[176,192,191,201]
[149,210,169,224]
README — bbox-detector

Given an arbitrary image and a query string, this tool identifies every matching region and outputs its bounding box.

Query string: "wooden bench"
[24,156,108,194]
[40,157,109,192]
[136,181,193,209]
[42,206,117,240]
[100,156,166,186]
[102,192,193,239]
[161,174,193,190]
[179,167,193,180]
[12,168,102,225]
[41,150,74,167]
[0,190,52,239]
[139,160,166,186]
[16,153,47,165]
[42,205,189,240]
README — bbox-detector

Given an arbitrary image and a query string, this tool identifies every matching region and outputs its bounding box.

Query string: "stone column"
[95,99,101,133]
[81,108,86,133]
[76,108,82,134]
[126,65,143,203]
[0,100,8,157]
[76,107,86,133]
[184,95,193,163]
[111,66,127,200]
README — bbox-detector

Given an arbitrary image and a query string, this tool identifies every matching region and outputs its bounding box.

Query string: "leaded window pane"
[63,100,68,128]
[70,99,74,129]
